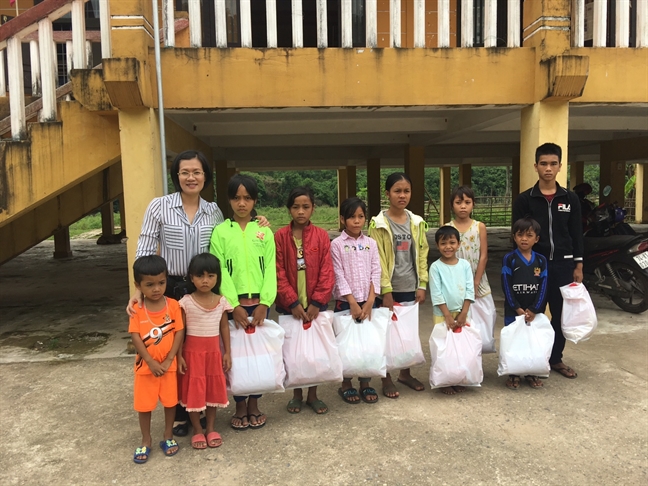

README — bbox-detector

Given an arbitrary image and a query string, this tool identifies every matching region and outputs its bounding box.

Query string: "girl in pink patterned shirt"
[330,197,382,404]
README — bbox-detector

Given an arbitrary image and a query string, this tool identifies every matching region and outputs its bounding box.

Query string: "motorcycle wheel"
[610,263,648,314]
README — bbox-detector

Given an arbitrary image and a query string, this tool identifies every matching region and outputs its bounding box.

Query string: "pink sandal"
[206,431,222,448]
[191,433,207,449]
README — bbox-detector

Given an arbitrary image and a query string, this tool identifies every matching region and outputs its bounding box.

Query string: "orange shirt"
[128,298,184,375]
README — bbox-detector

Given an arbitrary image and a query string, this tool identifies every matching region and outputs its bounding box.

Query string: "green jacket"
[368,210,429,295]
[210,219,277,308]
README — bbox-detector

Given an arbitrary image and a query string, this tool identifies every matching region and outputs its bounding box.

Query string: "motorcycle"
[581,187,648,313]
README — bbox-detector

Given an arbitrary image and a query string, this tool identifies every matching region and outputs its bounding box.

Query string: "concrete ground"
[0,229,647,485]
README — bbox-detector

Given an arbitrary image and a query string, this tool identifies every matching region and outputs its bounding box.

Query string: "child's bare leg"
[397,368,425,391]
[188,411,206,447]
[247,397,266,427]
[381,373,399,398]
[231,399,249,428]
[138,411,152,447]
[306,386,328,414]
[160,407,179,455]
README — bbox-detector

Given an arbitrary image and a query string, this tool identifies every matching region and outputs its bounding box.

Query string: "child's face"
[341,206,366,237]
[514,229,539,252]
[230,184,256,220]
[535,155,561,183]
[452,195,474,219]
[135,272,167,302]
[289,195,314,226]
[437,235,460,260]
[190,271,218,294]
[386,179,411,210]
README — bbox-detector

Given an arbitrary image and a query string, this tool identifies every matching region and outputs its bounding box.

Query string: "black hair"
[385,172,412,191]
[133,255,168,283]
[286,186,315,209]
[512,217,541,237]
[170,150,213,193]
[340,197,367,220]
[450,185,475,206]
[535,143,562,164]
[228,174,259,201]
[187,253,221,293]
[435,226,460,244]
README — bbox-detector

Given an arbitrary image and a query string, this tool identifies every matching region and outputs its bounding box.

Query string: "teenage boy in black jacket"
[512,143,583,379]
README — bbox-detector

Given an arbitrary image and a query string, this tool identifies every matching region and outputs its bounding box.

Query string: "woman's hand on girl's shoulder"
[256,215,270,228]
[126,292,143,317]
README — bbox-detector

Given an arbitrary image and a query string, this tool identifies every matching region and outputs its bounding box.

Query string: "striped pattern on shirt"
[179,294,232,337]
[330,231,382,302]
[135,192,224,277]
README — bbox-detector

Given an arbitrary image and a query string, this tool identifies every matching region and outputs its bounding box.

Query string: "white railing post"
[267,0,278,48]
[390,0,401,47]
[0,50,6,97]
[66,40,73,80]
[292,0,304,48]
[188,0,202,47]
[507,0,520,47]
[572,0,585,47]
[438,0,450,47]
[593,0,607,47]
[316,0,328,48]
[214,0,227,48]
[461,0,474,47]
[38,18,57,122]
[30,40,41,97]
[484,0,497,47]
[638,0,648,48]
[413,0,425,47]
[240,0,252,48]
[163,0,175,47]
[7,36,26,139]
[85,40,93,68]
[71,0,87,69]
[366,0,377,48]
[341,0,352,48]
[99,0,111,58]
[615,0,630,47]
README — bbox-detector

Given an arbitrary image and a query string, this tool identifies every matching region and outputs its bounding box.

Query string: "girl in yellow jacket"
[368,172,429,399]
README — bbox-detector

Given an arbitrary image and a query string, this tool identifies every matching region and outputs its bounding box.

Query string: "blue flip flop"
[133,446,150,464]
[159,439,179,457]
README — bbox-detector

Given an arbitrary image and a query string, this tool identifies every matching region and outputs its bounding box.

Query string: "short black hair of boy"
[512,217,542,236]
[133,255,168,283]
[286,186,315,209]
[535,143,562,164]
[187,253,222,294]
[228,174,259,200]
[340,197,367,220]
[435,225,460,244]
[385,172,412,191]
[450,185,475,206]
[170,150,213,193]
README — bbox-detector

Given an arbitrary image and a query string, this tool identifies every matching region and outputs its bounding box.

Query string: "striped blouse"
[135,192,225,276]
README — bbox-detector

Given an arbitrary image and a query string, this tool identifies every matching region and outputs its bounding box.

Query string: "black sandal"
[338,387,360,404]
[360,387,379,403]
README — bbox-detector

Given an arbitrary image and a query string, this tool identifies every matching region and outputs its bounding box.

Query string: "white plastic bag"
[470,294,497,354]
[386,302,426,372]
[333,307,390,378]
[279,311,343,388]
[429,323,483,388]
[497,314,555,377]
[227,318,286,395]
[560,283,598,343]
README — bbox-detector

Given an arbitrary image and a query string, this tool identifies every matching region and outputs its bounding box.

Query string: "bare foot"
[440,387,456,395]
[382,376,400,399]
[397,371,425,391]
[452,386,466,393]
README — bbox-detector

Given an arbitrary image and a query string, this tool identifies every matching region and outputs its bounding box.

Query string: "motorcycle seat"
[584,235,643,253]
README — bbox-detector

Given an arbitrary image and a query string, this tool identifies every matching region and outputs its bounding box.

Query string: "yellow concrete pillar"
[439,167,452,225]
[636,163,648,223]
[522,0,571,58]
[100,201,115,237]
[119,108,163,292]
[53,227,73,259]
[404,146,425,217]
[110,0,155,61]
[347,164,357,199]
[519,101,569,192]
[458,163,472,187]
[569,160,585,189]
[367,158,382,217]
[215,160,229,215]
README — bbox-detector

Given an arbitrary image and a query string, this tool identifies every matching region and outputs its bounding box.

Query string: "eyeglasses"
[178,171,205,178]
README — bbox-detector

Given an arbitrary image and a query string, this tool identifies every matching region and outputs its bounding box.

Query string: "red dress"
[178,295,231,411]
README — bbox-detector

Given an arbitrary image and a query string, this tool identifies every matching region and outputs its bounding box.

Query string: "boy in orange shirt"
[129,255,185,464]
